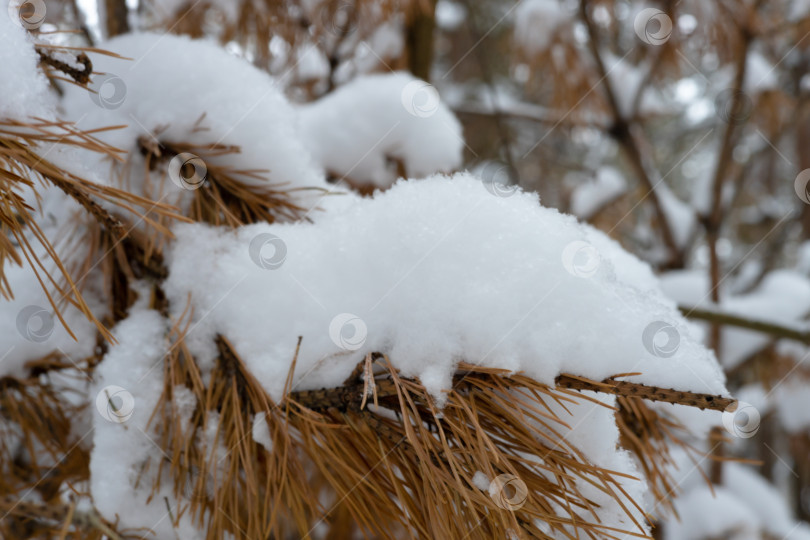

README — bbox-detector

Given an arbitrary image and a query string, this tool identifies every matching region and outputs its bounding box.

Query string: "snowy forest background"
[2,0,810,538]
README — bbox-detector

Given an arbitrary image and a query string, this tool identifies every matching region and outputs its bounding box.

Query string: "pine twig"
[0,496,124,539]
[36,48,93,85]
[554,374,734,411]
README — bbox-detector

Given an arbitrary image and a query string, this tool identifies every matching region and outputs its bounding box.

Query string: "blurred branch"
[703,12,754,354]
[460,0,518,179]
[579,0,682,268]
[680,306,810,344]
[454,103,609,129]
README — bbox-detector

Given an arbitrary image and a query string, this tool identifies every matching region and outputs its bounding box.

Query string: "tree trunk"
[405,0,437,81]
[104,0,129,38]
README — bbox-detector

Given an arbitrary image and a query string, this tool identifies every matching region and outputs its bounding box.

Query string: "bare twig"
[680,305,810,344]
[703,12,754,354]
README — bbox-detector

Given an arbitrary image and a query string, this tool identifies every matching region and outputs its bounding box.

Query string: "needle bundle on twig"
[146,328,730,540]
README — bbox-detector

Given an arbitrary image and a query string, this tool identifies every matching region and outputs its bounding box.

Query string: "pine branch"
[35,47,93,85]
[579,0,683,268]
[0,495,124,539]
[290,363,734,412]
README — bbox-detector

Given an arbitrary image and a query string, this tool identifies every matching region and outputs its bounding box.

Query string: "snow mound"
[298,72,463,188]
[90,307,208,539]
[60,32,327,196]
[164,173,727,402]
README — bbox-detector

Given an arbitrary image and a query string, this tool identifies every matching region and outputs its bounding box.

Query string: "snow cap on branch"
[164,172,727,402]
[61,32,327,194]
[298,72,464,188]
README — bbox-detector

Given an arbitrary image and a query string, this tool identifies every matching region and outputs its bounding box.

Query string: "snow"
[164,173,727,405]
[90,307,204,539]
[790,0,810,22]
[534,391,648,533]
[0,187,102,379]
[727,378,810,437]
[356,21,405,71]
[570,166,627,219]
[295,45,330,81]
[514,0,571,54]
[663,460,810,540]
[666,485,759,540]
[656,181,697,250]
[0,12,54,120]
[60,32,328,205]
[744,51,779,93]
[776,380,810,433]
[298,72,464,188]
[471,470,489,490]
[435,0,467,31]
[603,54,669,118]
[252,411,274,451]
